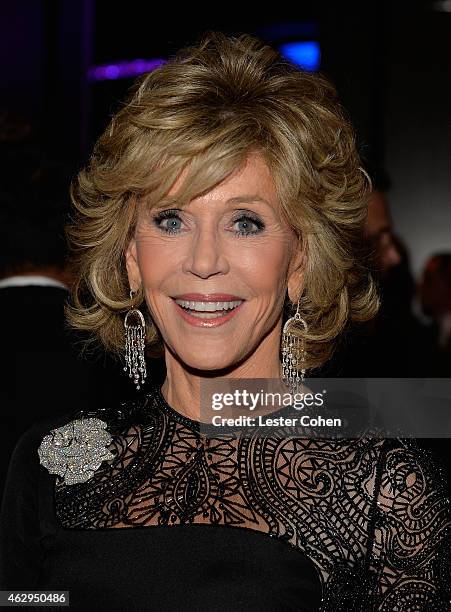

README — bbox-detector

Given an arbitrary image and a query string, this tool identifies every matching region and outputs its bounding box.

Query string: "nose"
[182,221,229,279]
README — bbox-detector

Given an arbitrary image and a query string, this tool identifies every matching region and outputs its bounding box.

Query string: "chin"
[178,352,235,373]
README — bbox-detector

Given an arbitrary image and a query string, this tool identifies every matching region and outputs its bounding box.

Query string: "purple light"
[105,65,120,79]
[88,58,166,82]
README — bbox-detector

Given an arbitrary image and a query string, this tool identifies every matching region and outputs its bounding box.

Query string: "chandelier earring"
[123,289,147,390]
[281,298,308,394]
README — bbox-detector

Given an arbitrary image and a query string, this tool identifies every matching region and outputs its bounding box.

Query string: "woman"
[1,31,450,611]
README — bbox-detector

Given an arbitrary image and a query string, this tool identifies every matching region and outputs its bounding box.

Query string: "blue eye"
[233,214,265,236]
[153,210,183,234]
[152,210,265,237]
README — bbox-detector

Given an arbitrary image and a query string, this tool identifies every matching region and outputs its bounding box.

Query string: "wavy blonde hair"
[65,30,379,372]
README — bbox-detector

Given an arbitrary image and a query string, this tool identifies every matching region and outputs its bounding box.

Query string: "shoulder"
[364,438,451,608]
[355,436,450,509]
[377,437,451,501]
[7,412,75,476]
[9,393,155,486]
[374,437,451,528]
[370,437,451,580]
[33,392,161,486]
[2,412,78,515]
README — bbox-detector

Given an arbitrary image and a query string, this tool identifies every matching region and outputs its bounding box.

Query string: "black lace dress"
[1,383,451,611]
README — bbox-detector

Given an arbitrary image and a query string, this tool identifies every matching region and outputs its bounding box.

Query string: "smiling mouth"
[172,298,244,319]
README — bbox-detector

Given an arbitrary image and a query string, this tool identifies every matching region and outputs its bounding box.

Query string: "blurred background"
[1,1,451,500]
[2,1,450,279]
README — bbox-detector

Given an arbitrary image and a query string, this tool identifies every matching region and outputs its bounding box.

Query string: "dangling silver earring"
[281,298,308,393]
[123,290,147,390]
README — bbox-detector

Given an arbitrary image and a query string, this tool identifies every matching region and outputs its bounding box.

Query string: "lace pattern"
[53,385,451,611]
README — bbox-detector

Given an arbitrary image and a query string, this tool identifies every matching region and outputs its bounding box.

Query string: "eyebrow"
[152,194,272,212]
[225,195,271,206]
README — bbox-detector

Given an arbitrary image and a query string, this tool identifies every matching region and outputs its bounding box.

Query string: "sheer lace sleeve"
[368,438,451,611]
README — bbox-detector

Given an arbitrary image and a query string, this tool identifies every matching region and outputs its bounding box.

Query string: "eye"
[152,210,184,235]
[151,209,266,237]
[232,213,265,237]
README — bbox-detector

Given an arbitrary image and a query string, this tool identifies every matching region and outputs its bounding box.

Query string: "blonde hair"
[65,30,379,372]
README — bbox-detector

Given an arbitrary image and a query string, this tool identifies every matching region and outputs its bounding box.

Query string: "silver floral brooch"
[37,418,115,485]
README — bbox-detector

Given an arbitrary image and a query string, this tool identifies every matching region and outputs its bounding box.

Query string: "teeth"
[183,311,228,319]
[174,299,243,312]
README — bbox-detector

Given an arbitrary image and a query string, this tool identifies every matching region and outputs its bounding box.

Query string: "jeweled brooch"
[37,418,115,485]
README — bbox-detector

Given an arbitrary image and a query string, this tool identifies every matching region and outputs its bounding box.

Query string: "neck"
[160,322,285,422]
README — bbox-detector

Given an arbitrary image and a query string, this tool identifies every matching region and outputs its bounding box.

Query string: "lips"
[172,293,244,302]
[171,296,245,327]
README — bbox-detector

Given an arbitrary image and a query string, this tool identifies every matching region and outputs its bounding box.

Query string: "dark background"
[2,1,450,281]
[1,1,451,497]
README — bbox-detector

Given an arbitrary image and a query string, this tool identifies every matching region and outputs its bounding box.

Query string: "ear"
[124,237,142,292]
[287,246,305,303]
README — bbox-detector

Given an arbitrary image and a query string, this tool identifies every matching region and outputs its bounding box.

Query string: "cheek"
[233,240,291,292]
[134,229,292,296]
[135,237,175,287]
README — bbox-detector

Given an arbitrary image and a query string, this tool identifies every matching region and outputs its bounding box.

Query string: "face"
[125,151,303,373]
[365,191,402,275]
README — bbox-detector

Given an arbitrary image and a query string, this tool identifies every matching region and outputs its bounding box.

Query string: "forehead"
[168,151,278,208]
